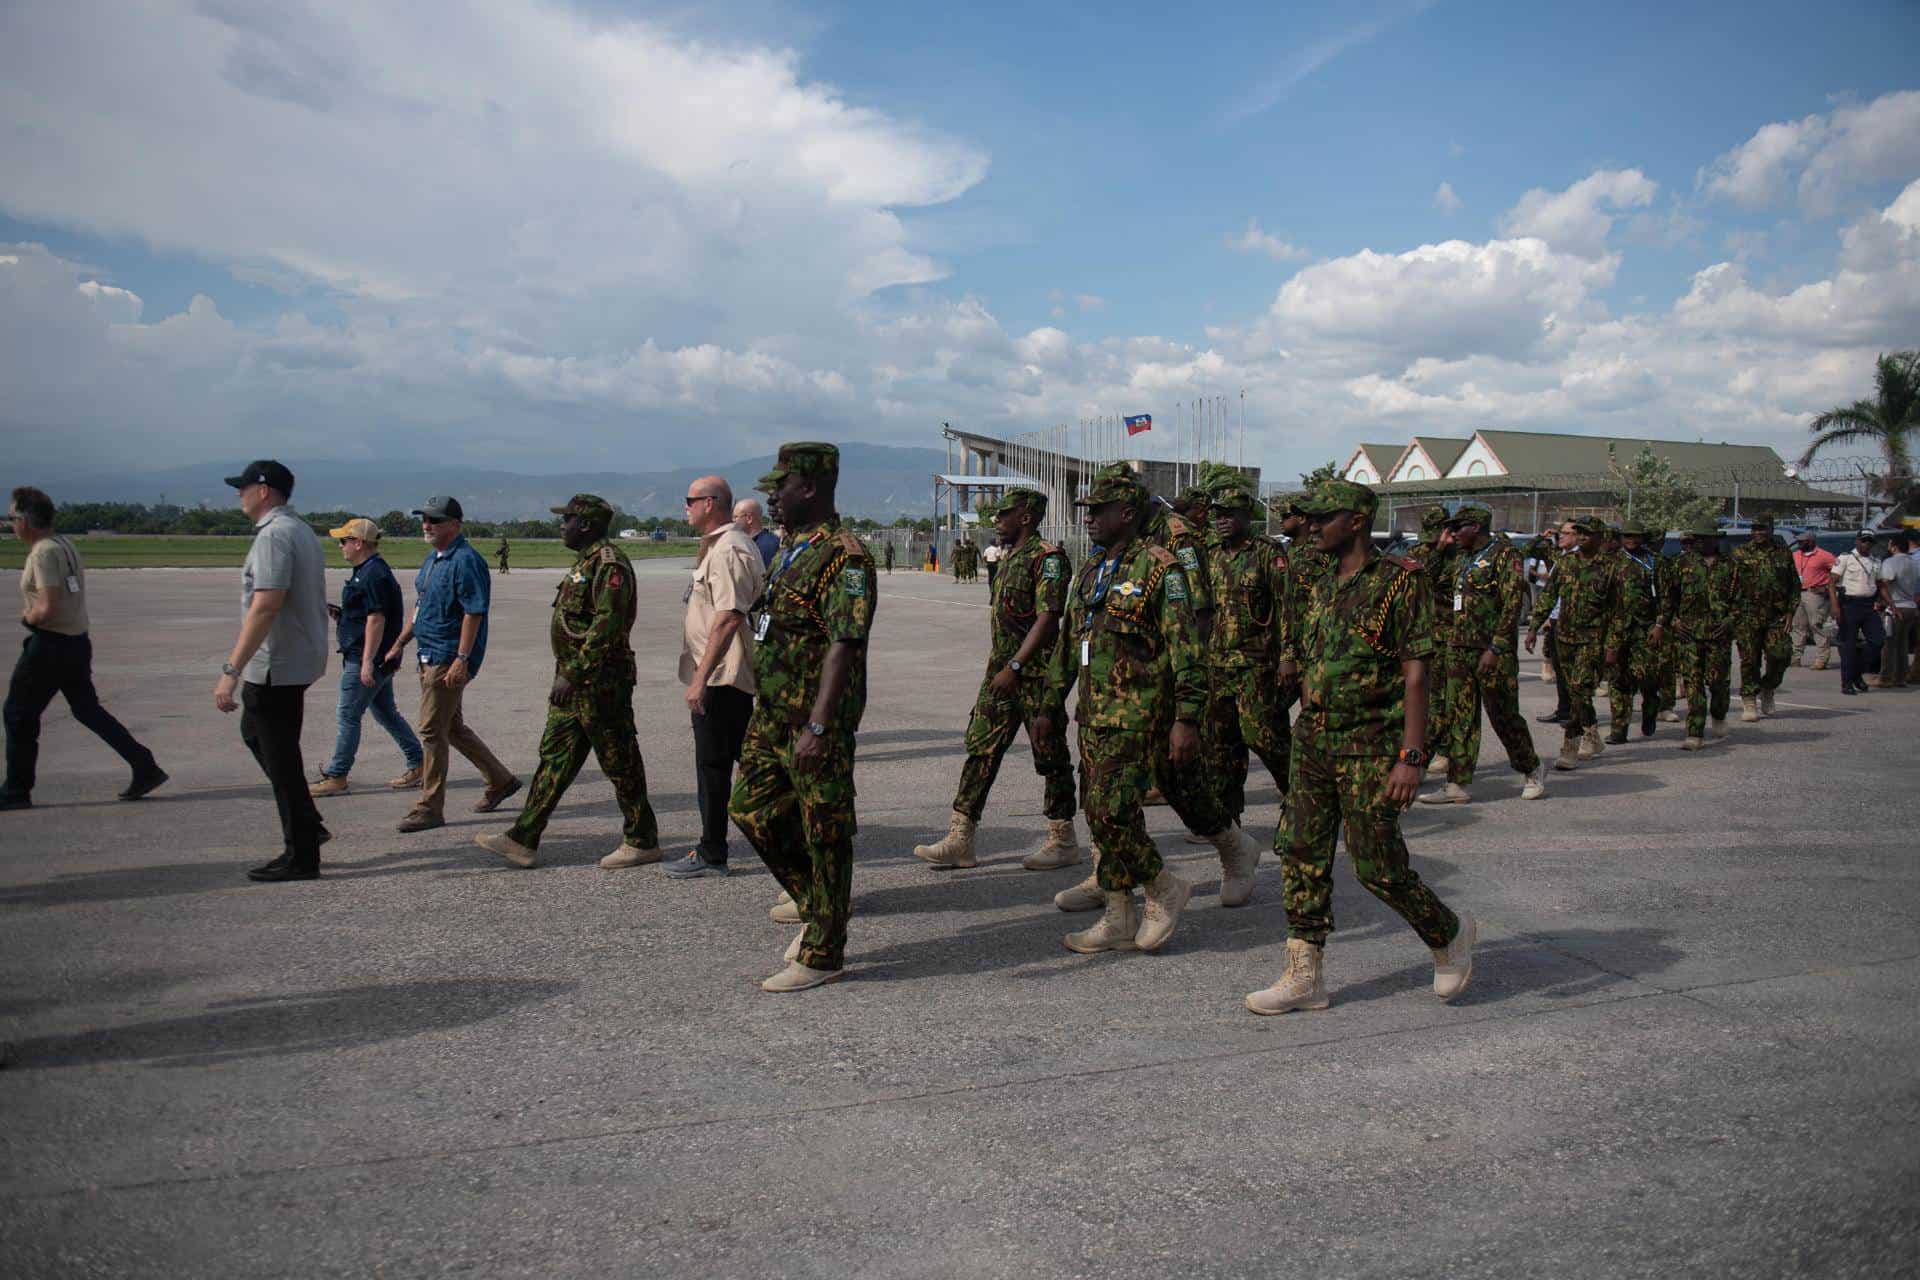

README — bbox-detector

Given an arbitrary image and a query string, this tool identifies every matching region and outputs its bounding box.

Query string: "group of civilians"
[1791,528,1919,693]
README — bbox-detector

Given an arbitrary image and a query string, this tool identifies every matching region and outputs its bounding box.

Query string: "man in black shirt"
[311,518,422,796]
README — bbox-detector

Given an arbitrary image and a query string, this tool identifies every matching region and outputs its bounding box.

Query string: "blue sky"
[2,0,1917,480]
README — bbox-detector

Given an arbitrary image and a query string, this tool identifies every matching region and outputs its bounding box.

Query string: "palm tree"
[1799,350,1920,506]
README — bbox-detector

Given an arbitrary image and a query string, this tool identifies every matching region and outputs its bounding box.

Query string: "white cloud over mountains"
[0,6,1914,481]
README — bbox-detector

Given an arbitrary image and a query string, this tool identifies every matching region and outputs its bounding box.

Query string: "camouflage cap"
[1197,462,1242,491]
[1074,462,1149,508]
[1210,479,1257,511]
[549,493,615,525]
[1617,519,1649,537]
[989,485,1048,519]
[1177,485,1212,511]
[1298,478,1378,518]
[1690,519,1723,538]
[1420,508,1448,537]
[1573,516,1608,535]
[1445,504,1493,527]
[756,441,840,492]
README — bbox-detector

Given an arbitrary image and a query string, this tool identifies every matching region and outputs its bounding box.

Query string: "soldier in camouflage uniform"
[1605,521,1667,742]
[1247,479,1475,1015]
[476,495,658,870]
[1654,529,1696,722]
[1730,514,1797,721]
[1526,517,1624,769]
[1404,508,1455,774]
[1200,475,1293,850]
[1418,505,1544,804]
[914,486,1079,872]
[728,443,878,992]
[1044,464,1213,952]
[1653,520,1735,750]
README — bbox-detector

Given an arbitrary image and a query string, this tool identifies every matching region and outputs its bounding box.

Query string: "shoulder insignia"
[1384,554,1419,572]
[1145,545,1178,567]
[1271,552,1290,573]
[597,545,619,565]
[1038,540,1062,556]
[1167,514,1191,535]
[833,530,865,556]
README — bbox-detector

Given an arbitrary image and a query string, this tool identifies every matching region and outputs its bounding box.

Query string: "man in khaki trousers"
[384,496,519,832]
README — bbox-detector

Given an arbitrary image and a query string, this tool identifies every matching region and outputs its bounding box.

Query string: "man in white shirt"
[1875,531,1917,687]
[666,475,768,879]
[1827,530,1887,696]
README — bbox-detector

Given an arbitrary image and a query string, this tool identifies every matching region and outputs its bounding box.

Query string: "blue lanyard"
[1084,553,1123,629]
[1454,544,1496,594]
[771,532,821,586]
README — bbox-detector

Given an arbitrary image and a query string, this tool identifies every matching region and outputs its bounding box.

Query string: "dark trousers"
[1836,599,1884,687]
[240,679,324,862]
[4,630,155,798]
[691,684,754,861]
[1546,630,1571,717]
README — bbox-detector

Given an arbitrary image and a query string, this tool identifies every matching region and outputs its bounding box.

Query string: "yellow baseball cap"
[327,517,382,542]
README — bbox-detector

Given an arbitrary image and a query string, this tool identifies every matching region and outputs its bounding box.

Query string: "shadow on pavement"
[1324,924,1687,1009]
[1,977,574,1069]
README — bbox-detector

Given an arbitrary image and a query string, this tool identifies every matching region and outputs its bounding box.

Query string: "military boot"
[1426,754,1450,777]
[1709,717,1729,740]
[913,810,978,869]
[1245,938,1329,1015]
[1021,818,1083,870]
[1064,891,1139,954]
[1605,719,1629,745]
[1135,869,1193,952]
[1519,769,1546,800]
[1759,689,1776,716]
[476,831,537,869]
[769,889,801,923]
[1419,782,1471,805]
[760,962,843,993]
[1554,736,1580,771]
[1740,695,1759,723]
[1641,703,1658,737]
[1659,708,1682,723]
[1211,826,1260,908]
[1432,912,1477,1001]
[1054,847,1105,912]
[1584,727,1605,758]
[1680,735,1704,751]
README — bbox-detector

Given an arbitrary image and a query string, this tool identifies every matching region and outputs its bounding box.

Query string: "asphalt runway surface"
[3,561,1917,1277]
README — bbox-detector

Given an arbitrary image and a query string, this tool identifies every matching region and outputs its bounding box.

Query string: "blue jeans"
[324,661,422,779]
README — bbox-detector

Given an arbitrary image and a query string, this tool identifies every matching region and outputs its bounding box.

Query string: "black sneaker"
[662,851,730,879]
[1536,711,1569,724]
[0,791,30,811]
[248,857,319,883]
[1641,706,1658,737]
[119,766,169,801]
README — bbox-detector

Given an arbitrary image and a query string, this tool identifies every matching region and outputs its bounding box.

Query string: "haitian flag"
[1124,414,1152,436]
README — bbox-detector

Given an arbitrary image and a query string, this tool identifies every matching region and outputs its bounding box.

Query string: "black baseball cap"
[411,496,464,521]
[224,460,295,495]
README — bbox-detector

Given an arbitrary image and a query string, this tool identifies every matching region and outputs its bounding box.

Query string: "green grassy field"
[0,536,696,571]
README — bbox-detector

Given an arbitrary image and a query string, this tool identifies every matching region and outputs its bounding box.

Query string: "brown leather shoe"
[397,809,444,833]
[473,776,523,813]
[309,775,349,798]
[389,766,423,790]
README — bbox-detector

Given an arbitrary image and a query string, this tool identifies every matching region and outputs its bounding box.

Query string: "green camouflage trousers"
[1673,632,1732,737]
[1435,647,1539,784]
[1283,747,1459,949]
[1151,714,1233,843]
[1080,725,1179,892]
[1556,634,1605,737]
[1204,664,1290,822]
[951,675,1074,822]
[508,681,658,851]
[1606,630,1663,729]
[729,710,857,971]
[1733,618,1792,697]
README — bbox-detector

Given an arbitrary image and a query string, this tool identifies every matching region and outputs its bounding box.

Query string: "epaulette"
[596,544,619,565]
[1037,540,1063,556]
[833,530,866,556]
[1145,545,1178,567]
[1384,554,1419,572]
[1271,551,1290,573]
[1166,514,1192,536]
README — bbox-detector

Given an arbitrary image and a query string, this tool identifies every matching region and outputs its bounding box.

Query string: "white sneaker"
[1432,913,1476,1001]
[1418,782,1471,805]
[1519,769,1546,800]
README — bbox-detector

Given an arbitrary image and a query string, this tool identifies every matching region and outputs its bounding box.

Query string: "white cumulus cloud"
[1699,90,1920,214]
[1226,219,1310,262]
[1499,169,1657,258]
[1433,181,1462,214]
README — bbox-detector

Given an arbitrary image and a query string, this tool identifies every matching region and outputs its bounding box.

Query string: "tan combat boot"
[1211,826,1260,908]
[1432,912,1476,1001]
[1063,891,1140,954]
[1580,726,1604,759]
[761,962,843,993]
[1659,708,1682,723]
[1419,782,1471,805]
[784,927,807,962]
[1022,818,1083,871]
[1740,695,1759,722]
[1054,846,1105,912]
[1709,717,1729,740]
[1680,735,1703,751]
[600,843,660,869]
[475,831,537,869]
[1426,754,1450,776]
[1134,869,1193,952]
[1759,689,1776,716]
[913,810,978,869]
[769,889,802,923]
[1245,938,1329,1015]
[309,774,349,798]
[1519,768,1546,800]
[1554,736,1580,771]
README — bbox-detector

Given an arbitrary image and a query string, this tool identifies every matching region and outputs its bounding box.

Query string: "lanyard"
[1454,543,1496,595]
[1625,550,1657,600]
[771,531,823,586]
[1083,552,1123,629]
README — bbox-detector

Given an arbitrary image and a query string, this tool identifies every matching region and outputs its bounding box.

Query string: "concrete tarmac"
[2,561,1916,1278]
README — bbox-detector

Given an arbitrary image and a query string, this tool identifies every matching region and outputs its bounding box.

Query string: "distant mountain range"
[32,443,953,521]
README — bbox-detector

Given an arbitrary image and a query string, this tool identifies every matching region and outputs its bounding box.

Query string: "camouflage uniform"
[1528,527,1624,742]
[1283,480,1460,949]
[1053,475,1220,892]
[729,446,877,972]
[951,493,1074,822]
[1404,509,1455,752]
[1729,526,1797,698]
[1606,528,1666,735]
[1201,479,1291,822]
[1434,509,1538,783]
[507,496,658,852]
[1141,500,1223,827]
[1659,532,1735,737]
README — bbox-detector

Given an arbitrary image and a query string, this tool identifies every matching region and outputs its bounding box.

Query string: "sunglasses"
[420,516,447,525]
[685,494,718,506]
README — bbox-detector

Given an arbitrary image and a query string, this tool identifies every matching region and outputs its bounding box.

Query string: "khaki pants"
[1791,589,1832,664]
[414,663,513,816]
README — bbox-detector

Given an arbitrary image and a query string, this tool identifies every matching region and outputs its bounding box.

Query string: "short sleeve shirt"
[682,524,767,691]
[412,535,491,673]
[750,520,876,731]
[241,506,329,686]
[1880,552,1917,609]
[22,536,88,636]
[1831,551,1880,599]
[336,554,405,664]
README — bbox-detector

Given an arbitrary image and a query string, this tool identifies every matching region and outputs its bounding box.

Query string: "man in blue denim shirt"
[383,496,519,832]
[310,518,422,797]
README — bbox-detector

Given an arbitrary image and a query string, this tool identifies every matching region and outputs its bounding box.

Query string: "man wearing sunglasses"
[309,518,422,797]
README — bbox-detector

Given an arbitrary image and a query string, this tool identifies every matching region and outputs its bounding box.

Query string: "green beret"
[756,441,840,492]
[1298,478,1378,518]
[550,493,614,525]
[1446,504,1493,527]
[1074,462,1149,508]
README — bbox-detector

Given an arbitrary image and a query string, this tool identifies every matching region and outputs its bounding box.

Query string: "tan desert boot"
[1134,869,1193,952]
[1211,827,1261,908]
[1064,891,1140,954]
[1680,735,1703,751]
[1426,754,1450,776]
[761,962,843,993]
[1054,847,1105,912]
[1432,912,1476,1001]
[784,927,807,962]
[309,775,349,798]
[1245,938,1328,1015]
[600,843,661,869]
[1659,708,1682,723]
[913,810,978,869]
[1418,782,1471,805]
[1759,689,1776,716]
[1554,737,1579,771]
[1519,769,1546,800]
[1740,695,1759,722]
[476,831,537,869]
[1709,717,1729,740]
[769,889,801,923]
[1021,818,1082,871]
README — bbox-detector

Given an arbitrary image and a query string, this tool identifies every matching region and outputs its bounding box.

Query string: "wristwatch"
[1007,659,1024,673]
[454,652,470,663]
[806,721,829,738]
[220,661,241,678]
[1396,746,1430,768]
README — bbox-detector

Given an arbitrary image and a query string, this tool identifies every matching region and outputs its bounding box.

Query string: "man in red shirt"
[1790,530,1837,669]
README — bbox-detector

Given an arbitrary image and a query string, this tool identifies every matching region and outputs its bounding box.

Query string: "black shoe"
[1842,685,1859,696]
[0,791,30,811]
[248,857,319,882]
[119,766,169,801]
[316,825,332,847]
[1641,707,1658,737]
[1851,680,1871,693]
[1536,711,1569,724]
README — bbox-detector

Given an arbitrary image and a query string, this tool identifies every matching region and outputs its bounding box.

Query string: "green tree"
[1298,459,1340,489]
[1799,349,1920,506]
[1607,444,1720,533]
[378,510,414,538]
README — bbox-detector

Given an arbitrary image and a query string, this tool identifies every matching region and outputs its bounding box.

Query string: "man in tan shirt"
[4,485,166,809]
[665,474,767,878]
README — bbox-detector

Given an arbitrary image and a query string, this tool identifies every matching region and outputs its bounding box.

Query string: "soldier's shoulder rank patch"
[607,570,623,589]
[1165,570,1188,601]
[833,530,866,557]
[840,566,868,596]
[1145,545,1178,568]
[597,545,619,564]
[1037,540,1063,556]
[1383,553,1419,572]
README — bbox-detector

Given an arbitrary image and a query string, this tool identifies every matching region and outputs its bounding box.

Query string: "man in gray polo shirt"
[210,460,332,882]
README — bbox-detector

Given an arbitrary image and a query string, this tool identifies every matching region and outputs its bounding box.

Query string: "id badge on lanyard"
[753,610,771,641]
[1453,592,1464,613]
[1081,638,1091,666]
